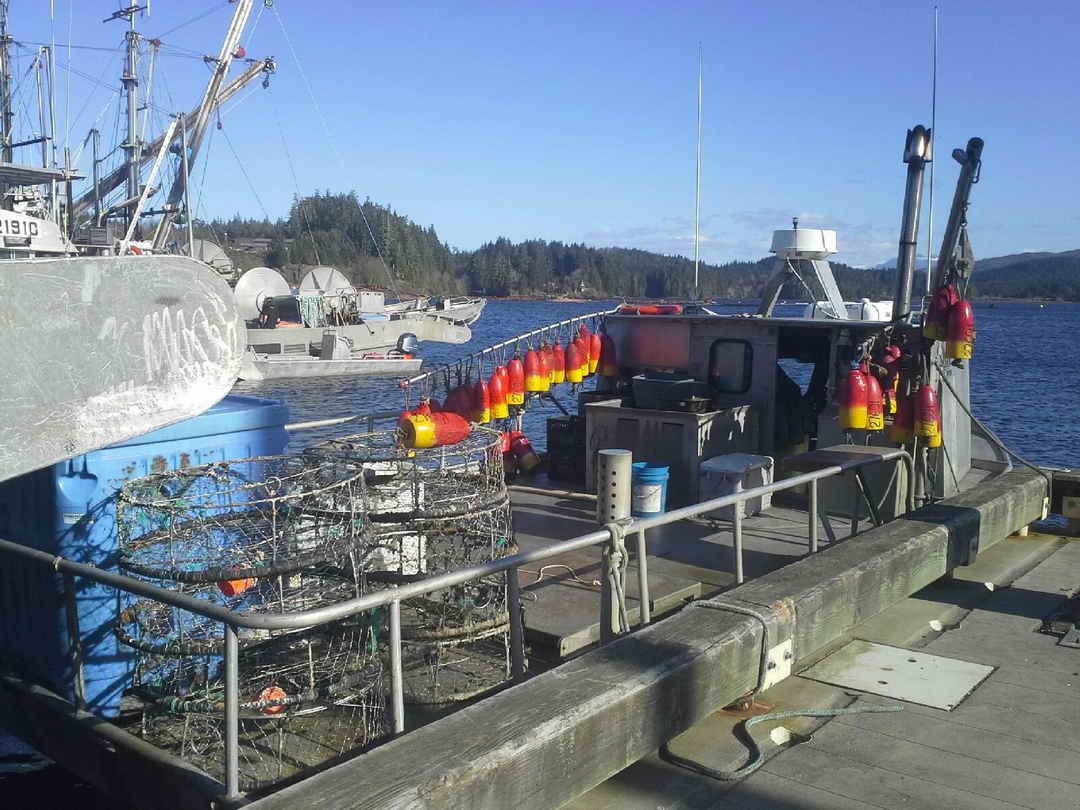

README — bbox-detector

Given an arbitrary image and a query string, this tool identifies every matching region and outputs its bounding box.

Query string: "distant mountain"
[873,248,1080,272]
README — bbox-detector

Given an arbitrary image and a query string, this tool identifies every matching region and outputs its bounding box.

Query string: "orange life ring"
[129,245,143,255]
[618,304,683,315]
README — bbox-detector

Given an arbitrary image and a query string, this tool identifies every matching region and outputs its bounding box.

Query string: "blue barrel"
[0,394,289,717]
[631,462,670,517]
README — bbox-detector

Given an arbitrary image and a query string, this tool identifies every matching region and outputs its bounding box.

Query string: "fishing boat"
[1,118,1077,810]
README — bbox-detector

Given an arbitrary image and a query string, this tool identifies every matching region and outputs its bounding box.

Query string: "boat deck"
[568,528,1080,809]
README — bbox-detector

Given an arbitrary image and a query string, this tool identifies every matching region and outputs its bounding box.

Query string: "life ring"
[618,304,683,315]
[129,245,143,255]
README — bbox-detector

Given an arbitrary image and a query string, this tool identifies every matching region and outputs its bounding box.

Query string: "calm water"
[234,298,1080,469]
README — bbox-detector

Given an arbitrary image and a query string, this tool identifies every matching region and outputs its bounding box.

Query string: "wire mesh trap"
[116,455,367,582]
[118,569,388,791]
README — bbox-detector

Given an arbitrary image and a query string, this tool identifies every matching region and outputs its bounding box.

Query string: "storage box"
[0,395,290,716]
[700,453,775,520]
[584,399,757,507]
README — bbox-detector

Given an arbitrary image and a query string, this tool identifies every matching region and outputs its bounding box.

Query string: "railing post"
[596,449,632,644]
[733,507,745,584]
[506,567,527,681]
[389,598,405,734]
[635,529,651,626]
[809,478,819,554]
[62,573,85,709]
[224,622,240,801]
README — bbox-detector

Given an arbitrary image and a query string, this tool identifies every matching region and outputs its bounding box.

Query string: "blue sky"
[10,1,1080,266]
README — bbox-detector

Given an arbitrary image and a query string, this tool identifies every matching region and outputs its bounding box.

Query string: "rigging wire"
[149,1,230,42]
[218,119,271,222]
[271,4,400,299]
[272,95,320,266]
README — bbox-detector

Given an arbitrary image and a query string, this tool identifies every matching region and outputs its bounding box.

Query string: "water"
[234,298,1080,468]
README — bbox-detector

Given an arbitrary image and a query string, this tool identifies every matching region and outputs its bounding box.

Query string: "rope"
[659,703,905,782]
[690,598,773,693]
[603,520,631,634]
[934,360,1052,494]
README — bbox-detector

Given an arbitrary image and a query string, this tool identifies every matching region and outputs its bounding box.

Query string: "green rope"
[659,703,904,781]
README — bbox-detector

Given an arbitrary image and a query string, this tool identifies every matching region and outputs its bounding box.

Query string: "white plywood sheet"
[799,639,994,710]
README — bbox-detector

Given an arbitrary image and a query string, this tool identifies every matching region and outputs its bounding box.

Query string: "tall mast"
[693,43,702,299]
[105,4,148,230]
[0,2,13,166]
[924,4,939,296]
[153,0,256,249]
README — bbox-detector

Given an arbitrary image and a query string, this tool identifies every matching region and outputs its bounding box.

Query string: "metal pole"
[597,449,631,643]
[180,114,194,256]
[62,573,85,709]
[931,138,984,292]
[223,623,240,800]
[635,530,650,625]
[925,5,939,297]
[506,568,526,681]
[693,43,702,299]
[894,125,930,320]
[733,507,744,584]
[389,599,405,734]
[809,478,819,554]
[91,129,101,224]
[123,16,139,228]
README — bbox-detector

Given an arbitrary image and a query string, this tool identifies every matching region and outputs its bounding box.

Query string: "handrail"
[0,454,908,633]
[403,306,619,388]
[0,445,911,800]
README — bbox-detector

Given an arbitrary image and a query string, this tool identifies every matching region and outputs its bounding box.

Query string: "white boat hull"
[238,354,422,381]
[245,314,471,356]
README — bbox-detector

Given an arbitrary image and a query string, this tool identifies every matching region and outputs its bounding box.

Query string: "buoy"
[258,686,287,715]
[401,411,471,448]
[509,431,541,472]
[536,347,551,392]
[914,384,941,446]
[472,378,491,423]
[889,391,915,442]
[573,336,590,379]
[866,371,885,432]
[588,332,602,375]
[889,375,899,415]
[218,574,256,597]
[507,355,526,405]
[542,343,556,384]
[500,430,512,453]
[488,371,509,419]
[946,299,975,359]
[525,349,546,393]
[443,385,472,418]
[838,366,869,430]
[495,364,509,387]
[551,343,566,384]
[617,304,684,315]
[598,333,618,377]
[924,285,959,341]
[566,341,584,384]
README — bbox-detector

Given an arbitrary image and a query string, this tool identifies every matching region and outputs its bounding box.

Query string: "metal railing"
[0,423,911,801]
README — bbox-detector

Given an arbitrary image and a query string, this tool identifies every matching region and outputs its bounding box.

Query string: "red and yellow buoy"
[542,343,556,385]
[401,411,471,449]
[507,355,526,405]
[889,390,915,443]
[838,366,869,430]
[525,349,546,393]
[914,383,941,447]
[865,368,885,432]
[924,285,959,341]
[509,431,541,472]
[573,336,590,379]
[946,299,975,360]
[536,347,551,391]
[488,370,509,419]
[565,341,584,384]
[551,343,566,384]
[588,332,602,375]
[598,333,618,377]
[472,378,491,423]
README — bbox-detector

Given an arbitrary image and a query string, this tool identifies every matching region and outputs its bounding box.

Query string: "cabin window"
[708,339,752,393]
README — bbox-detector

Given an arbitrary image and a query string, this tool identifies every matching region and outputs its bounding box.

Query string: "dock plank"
[762,739,1025,810]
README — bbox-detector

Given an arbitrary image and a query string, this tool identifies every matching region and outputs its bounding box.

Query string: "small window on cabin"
[708,340,752,393]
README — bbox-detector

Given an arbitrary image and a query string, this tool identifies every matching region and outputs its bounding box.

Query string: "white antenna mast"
[924,4,939,296]
[693,43,702,299]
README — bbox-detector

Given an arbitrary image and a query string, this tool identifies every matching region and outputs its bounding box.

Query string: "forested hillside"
[204,193,1077,301]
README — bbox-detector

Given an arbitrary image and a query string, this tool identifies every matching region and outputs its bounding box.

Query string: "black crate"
[547,416,586,451]
[548,444,586,484]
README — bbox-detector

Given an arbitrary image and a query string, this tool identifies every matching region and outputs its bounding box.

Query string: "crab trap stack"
[115,455,387,791]
[308,424,522,705]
